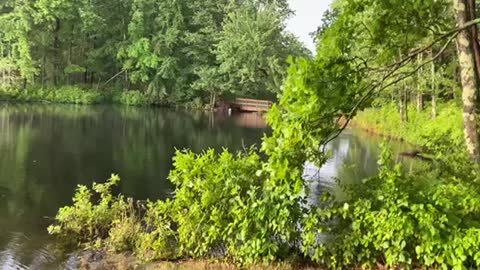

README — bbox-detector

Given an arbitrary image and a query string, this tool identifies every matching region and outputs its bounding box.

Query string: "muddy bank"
[77,251,321,270]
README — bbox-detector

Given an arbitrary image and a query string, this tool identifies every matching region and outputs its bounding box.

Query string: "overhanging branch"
[320,26,461,149]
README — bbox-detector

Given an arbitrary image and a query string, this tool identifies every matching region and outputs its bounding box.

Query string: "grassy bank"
[0,87,168,107]
[353,102,465,152]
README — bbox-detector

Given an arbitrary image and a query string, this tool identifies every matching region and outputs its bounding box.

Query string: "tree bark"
[454,0,480,162]
[431,50,437,119]
[53,17,61,86]
[417,53,424,111]
[404,88,409,122]
[467,0,480,78]
[399,90,405,127]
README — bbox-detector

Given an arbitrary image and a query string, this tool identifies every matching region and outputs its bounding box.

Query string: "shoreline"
[339,116,409,143]
[76,251,322,270]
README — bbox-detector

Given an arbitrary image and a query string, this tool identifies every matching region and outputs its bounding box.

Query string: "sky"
[286,0,333,53]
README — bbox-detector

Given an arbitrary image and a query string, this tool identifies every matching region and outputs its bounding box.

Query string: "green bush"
[111,90,150,106]
[0,86,165,106]
[49,148,310,264]
[302,146,480,269]
[167,149,272,262]
[49,147,480,269]
[0,86,106,104]
[183,97,205,110]
[48,175,131,247]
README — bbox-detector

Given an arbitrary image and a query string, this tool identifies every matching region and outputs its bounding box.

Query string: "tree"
[303,0,480,161]
[213,3,309,98]
[454,0,480,161]
[0,0,37,85]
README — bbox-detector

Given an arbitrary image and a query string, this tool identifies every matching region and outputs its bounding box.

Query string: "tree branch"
[320,30,458,148]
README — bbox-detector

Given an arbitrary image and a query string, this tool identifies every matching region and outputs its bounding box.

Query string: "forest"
[4,0,480,269]
[0,0,309,106]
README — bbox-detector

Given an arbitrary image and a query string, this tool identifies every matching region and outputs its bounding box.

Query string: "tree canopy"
[0,0,309,103]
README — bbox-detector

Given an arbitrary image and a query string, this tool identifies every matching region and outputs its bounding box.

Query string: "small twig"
[103,70,126,88]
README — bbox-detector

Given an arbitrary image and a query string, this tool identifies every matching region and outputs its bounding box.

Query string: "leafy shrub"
[167,149,270,262]
[48,148,310,264]
[302,147,480,269]
[134,200,177,261]
[48,175,133,248]
[48,174,177,260]
[0,86,106,104]
[183,97,205,110]
[111,90,150,106]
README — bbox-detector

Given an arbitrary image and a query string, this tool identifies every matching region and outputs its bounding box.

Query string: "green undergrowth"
[48,56,480,270]
[0,86,164,106]
[49,145,480,269]
[354,102,464,154]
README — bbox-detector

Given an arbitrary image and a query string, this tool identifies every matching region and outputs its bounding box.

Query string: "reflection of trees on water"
[303,129,415,205]
[0,104,268,269]
[0,232,68,270]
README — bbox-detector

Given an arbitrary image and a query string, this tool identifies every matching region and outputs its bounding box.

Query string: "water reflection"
[0,104,268,269]
[304,129,414,204]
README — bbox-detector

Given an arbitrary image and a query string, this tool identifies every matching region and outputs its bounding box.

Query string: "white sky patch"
[286,0,333,53]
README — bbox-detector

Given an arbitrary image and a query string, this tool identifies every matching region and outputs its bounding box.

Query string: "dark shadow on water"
[0,103,269,269]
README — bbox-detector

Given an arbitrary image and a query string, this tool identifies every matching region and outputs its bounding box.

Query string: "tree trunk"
[417,93,423,112]
[431,51,437,119]
[53,17,61,86]
[404,88,409,122]
[417,54,424,111]
[467,0,480,78]
[399,90,405,127]
[454,0,480,162]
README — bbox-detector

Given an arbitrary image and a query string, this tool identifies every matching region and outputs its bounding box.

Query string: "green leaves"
[214,3,300,97]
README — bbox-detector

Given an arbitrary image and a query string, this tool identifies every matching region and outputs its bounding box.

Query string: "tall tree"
[454,0,480,161]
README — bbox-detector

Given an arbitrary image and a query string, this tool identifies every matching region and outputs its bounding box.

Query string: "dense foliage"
[0,0,309,105]
[355,102,465,154]
[48,0,480,269]
[306,147,480,269]
[0,86,157,106]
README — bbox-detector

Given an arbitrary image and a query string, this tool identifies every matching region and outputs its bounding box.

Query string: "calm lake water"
[0,103,412,269]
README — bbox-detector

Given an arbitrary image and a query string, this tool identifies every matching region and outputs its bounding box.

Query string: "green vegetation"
[43,0,480,269]
[355,103,465,153]
[0,86,159,106]
[0,0,309,106]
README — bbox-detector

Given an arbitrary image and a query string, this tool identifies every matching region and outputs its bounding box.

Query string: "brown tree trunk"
[454,0,480,162]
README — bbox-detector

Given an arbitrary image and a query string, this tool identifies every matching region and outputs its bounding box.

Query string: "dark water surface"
[0,103,411,269]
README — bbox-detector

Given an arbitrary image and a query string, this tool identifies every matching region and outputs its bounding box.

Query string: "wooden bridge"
[231,98,273,113]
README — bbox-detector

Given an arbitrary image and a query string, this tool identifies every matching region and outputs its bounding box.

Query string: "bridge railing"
[234,98,273,108]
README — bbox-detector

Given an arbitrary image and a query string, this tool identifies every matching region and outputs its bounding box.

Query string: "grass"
[353,102,464,151]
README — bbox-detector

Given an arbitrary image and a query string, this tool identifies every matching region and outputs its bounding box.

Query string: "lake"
[0,103,412,269]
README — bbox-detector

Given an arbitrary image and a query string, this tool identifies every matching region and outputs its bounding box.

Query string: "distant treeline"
[0,0,310,104]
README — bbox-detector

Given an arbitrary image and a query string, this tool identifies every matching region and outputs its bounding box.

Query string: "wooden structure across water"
[231,98,273,113]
